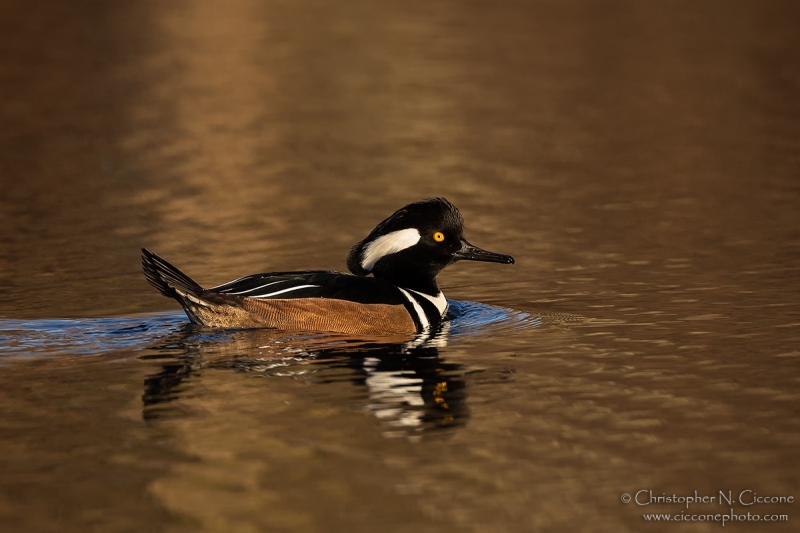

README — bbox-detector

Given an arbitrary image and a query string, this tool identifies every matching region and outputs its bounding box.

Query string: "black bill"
[453,239,515,264]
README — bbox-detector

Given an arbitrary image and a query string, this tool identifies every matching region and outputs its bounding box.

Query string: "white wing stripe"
[227,281,283,295]
[397,288,430,331]
[248,285,320,298]
[208,274,261,291]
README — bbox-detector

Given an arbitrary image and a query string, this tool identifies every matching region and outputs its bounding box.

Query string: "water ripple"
[444,299,588,338]
[0,312,185,360]
[0,300,543,360]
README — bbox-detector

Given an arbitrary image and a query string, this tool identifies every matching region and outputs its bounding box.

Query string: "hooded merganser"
[142,198,514,335]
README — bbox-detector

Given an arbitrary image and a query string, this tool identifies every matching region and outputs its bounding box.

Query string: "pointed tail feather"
[141,248,204,298]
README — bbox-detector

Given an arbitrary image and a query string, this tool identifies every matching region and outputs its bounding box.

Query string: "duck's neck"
[375,271,440,297]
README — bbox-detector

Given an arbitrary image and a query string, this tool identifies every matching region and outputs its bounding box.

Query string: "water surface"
[1,0,799,531]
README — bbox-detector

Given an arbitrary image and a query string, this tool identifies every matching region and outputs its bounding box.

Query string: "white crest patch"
[360,228,421,272]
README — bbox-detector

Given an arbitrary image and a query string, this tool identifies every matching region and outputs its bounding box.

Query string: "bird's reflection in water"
[141,322,468,439]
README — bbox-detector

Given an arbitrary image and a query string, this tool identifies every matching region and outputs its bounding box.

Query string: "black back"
[209,271,408,306]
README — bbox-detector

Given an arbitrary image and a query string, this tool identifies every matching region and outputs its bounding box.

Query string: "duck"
[141,197,514,336]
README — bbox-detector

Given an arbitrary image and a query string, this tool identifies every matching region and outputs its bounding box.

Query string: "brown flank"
[179,292,417,336]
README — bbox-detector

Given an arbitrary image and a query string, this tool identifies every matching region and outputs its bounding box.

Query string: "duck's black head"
[347,198,514,294]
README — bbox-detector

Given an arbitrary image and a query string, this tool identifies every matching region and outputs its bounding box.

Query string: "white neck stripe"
[397,287,430,331]
[361,228,420,272]
[407,289,448,317]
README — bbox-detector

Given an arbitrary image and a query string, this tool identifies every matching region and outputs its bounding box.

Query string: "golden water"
[1,1,798,531]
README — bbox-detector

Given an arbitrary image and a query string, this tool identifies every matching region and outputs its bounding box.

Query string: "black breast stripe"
[408,292,444,329]
[396,289,445,333]
[399,296,425,332]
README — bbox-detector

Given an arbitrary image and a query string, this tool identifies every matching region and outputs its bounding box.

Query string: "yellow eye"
[433,232,445,242]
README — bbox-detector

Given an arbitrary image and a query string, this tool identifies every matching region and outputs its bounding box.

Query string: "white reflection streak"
[363,357,425,430]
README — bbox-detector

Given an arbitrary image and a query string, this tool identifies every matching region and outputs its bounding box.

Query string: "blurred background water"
[1,1,799,531]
